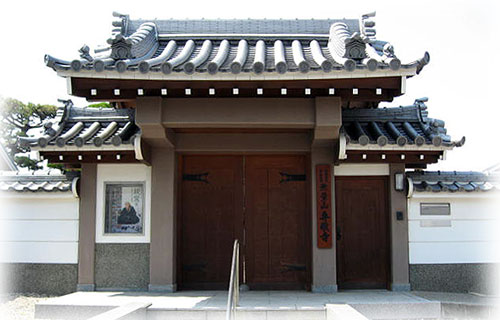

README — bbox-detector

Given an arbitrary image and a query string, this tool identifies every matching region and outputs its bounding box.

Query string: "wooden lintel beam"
[72,77,402,100]
[76,87,397,101]
[41,151,138,164]
[342,150,441,164]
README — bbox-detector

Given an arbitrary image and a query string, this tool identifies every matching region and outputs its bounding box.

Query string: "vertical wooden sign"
[316,164,332,248]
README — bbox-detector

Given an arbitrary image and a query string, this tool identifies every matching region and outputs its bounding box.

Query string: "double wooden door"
[179,155,308,290]
[335,176,390,289]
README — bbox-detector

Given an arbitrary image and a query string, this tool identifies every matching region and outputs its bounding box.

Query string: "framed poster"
[104,182,145,234]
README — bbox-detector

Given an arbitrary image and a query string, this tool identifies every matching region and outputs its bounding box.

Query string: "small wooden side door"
[335,176,390,289]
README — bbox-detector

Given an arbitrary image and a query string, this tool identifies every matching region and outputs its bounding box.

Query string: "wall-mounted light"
[394,172,405,191]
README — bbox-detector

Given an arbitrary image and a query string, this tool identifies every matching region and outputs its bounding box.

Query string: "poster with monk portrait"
[104,182,144,234]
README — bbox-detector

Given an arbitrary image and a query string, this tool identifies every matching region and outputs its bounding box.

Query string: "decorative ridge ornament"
[112,11,130,36]
[344,32,367,60]
[107,22,158,60]
[328,22,367,70]
[107,34,134,60]
[79,45,93,62]
[361,11,376,41]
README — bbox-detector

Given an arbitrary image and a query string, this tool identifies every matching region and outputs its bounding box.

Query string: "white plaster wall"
[408,194,500,264]
[334,164,389,176]
[0,194,79,263]
[95,164,152,243]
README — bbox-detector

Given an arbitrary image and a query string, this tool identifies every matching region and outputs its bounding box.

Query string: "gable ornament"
[107,34,133,60]
[344,32,367,60]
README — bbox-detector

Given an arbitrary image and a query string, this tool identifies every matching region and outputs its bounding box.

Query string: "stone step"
[37,303,442,320]
[349,301,441,319]
[34,291,445,320]
[148,308,325,320]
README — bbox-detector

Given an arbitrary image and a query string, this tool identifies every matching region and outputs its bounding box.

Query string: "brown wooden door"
[180,155,308,290]
[245,155,308,289]
[180,156,244,289]
[335,176,390,289]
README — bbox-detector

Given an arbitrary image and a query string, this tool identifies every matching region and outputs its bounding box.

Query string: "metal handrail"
[226,239,240,320]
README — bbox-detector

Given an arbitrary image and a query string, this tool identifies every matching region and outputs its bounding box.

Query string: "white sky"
[1,0,499,171]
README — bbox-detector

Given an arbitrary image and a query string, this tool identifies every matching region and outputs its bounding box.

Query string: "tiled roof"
[18,100,139,151]
[341,98,465,151]
[126,18,359,35]
[44,12,429,78]
[19,98,463,153]
[408,171,500,193]
[0,171,77,193]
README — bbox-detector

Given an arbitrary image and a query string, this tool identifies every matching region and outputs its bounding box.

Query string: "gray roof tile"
[408,171,500,193]
[0,171,77,193]
[44,14,430,77]
[18,100,139,150]
[342,99,465,149]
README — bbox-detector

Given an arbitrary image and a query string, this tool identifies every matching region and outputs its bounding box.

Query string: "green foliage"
[0,97,57,169]
[88,102,112,108]
[47,162,65,171]
[14,156,42,171]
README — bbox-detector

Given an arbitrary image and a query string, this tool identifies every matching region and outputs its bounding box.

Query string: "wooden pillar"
[311,96,341,293]
[149,147,177,292]
[389,163,410,291]
[311,147,337,293]
[77,163,97,291]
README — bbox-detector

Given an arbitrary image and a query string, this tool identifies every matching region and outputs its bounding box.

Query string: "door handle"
[336,226,341,241]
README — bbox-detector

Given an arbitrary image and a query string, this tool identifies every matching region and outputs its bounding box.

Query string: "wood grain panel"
[179,154,309,290]
[180,155,244,289]
[245,155,308,289]
[335,176,390,289]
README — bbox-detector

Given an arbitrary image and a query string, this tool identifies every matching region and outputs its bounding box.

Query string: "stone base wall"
[95,243,150,290]
[0,263,77,295]
[410,263,499,294]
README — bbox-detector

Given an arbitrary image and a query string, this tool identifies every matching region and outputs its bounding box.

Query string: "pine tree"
[0,97,57,170]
